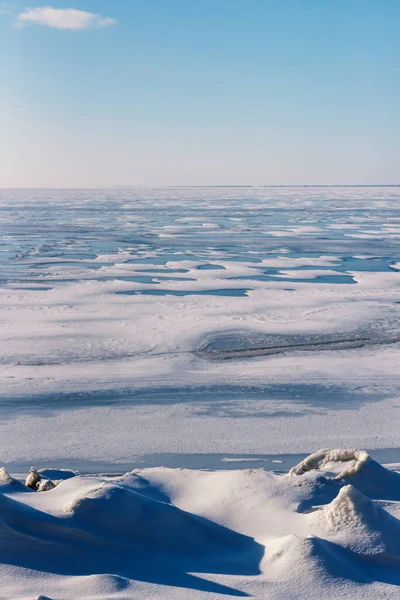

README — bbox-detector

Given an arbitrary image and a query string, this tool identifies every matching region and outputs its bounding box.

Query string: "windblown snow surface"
[1,187,400,470]
[1,187,400,596]
[2,450,400,599]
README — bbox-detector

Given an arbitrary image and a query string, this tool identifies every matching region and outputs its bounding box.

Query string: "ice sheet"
[0,187,399,468]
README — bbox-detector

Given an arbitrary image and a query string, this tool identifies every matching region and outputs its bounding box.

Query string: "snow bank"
[1,450,400,598]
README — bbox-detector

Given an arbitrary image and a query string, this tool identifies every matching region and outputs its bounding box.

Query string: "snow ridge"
[1,450,400,598]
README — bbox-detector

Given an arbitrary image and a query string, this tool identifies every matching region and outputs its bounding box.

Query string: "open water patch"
[267,274,357,284]
[113,276,196,284]
[117,288,251,297]
[136,268,190,273]
[31,261,105,269]
[197,263,226,270]
[8,285,54,291]
[228,273,356,284]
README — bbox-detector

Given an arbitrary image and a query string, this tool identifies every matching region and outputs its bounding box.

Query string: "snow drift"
[1,450,400,599]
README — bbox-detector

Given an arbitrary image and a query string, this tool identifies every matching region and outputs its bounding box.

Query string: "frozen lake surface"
[0,186,400,470]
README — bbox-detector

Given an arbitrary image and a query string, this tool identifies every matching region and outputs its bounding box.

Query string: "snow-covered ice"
[0,186,400,596]
[1,450,400,598]
[0,187,399,470]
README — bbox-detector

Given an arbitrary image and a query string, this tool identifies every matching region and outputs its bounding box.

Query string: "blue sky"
[1,0,399,187]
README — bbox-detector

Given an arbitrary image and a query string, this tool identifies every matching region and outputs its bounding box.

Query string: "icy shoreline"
[4,446,400,477]
[2,449,400,599]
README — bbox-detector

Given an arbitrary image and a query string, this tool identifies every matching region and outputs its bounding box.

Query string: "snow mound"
[0,467,28,493]
[21,466,74,493]
[290,448,400,500]
[25,466,41,489]
[321,485,381,533]
[340,457,400,501]
[65,481,255,557]
[2,451,400,599]
[37,478,56,492]
[315,484,400,559]
[0,467,14,485]
[289,448,370,479]
[38,468,78,481]
[265,533,364,586]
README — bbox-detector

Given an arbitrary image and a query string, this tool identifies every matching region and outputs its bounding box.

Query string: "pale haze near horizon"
[0,0,399,188]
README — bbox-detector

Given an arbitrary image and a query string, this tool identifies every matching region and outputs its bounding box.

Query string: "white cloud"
[16,6,117,30]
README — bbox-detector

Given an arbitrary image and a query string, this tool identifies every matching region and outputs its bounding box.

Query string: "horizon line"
[1,184,400,190]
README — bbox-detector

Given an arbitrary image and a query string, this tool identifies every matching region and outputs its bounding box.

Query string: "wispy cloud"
[16,6,117,30]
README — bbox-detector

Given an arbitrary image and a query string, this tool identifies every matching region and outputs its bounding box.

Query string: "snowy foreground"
[2,449,400,599]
